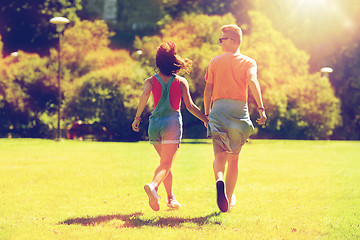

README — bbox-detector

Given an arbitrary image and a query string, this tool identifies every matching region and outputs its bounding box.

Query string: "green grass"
[0,139,359,240]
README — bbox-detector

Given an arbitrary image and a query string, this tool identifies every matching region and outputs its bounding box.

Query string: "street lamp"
[50,17,69,141]
[320,67,333,77]
[10,52,19,57]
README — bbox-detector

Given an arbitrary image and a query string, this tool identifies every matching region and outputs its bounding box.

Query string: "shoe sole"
[167,203,180,209]
[144,184,160,211]
[216,180,229,212]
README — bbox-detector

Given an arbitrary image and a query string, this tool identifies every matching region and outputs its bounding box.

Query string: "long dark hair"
[156,41,192,76]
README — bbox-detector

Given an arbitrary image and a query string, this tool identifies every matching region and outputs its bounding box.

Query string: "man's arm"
[247,69,267,125]
[204,82,213,116]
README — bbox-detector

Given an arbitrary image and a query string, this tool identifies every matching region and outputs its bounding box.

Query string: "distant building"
[82,0,162,30]
[103,0,117,23]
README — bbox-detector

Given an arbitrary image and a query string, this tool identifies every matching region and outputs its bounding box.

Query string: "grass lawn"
[0,138,359,239]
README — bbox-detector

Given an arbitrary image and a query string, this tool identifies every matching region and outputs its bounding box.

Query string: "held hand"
[132,119,140,132]
[256,110,267,125]
[204,115,209,128]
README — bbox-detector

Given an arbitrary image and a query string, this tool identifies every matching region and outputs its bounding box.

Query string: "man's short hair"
[221,24,242,45]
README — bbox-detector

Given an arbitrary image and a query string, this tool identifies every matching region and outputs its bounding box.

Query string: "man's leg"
[213,140,227,181]
[213,141,229,212]
[225,153,240,205]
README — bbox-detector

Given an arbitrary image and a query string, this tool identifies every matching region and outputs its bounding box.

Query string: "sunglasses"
[219,38,230,44]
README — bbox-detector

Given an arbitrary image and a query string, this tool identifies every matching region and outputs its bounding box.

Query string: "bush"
[0,51,57,138]
[64,49,149,141]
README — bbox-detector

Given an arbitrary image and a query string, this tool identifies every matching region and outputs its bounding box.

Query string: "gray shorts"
[207,99,254,154]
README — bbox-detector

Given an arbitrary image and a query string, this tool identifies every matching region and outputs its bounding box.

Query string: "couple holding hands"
[132,24,267,212]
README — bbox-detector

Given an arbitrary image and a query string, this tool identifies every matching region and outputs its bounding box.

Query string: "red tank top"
[152,75,182,111]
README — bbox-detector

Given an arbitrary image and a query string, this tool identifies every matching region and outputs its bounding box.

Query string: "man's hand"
[256,110,267,125]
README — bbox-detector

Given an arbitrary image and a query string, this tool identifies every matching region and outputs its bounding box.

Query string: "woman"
[132,41,208,211]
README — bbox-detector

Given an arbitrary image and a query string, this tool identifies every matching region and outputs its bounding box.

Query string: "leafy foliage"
[0,19,148,139]
[0,0,82,55]
[57,20,148,140]
[134,12,341,139]
[134,13,234,98]
[0,52,57,137]
[163,0,252,26]
[134,13,238,138]
[64,50,148,141]
[51,19,112,78]
[330,42,360,139]
[0,4,345,140]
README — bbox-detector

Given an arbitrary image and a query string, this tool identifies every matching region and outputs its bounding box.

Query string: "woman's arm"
[180,78,208,124]
[132,78,152,132]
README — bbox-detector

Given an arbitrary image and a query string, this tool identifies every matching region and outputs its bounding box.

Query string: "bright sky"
[298,0,356,30]
[254,0,359,68]
[297,0,326,8]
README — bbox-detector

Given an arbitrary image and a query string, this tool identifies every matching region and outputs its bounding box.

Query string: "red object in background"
[67,120,113,141]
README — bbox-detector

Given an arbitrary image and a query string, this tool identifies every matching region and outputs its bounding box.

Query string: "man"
[204,24,267,212]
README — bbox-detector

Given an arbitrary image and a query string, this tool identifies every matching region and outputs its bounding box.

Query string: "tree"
[0,0,82,55]
[58,20,148,140]
[134,12,341,139]
[1,18,149,139]
[50,19,112,79]
[0,51,57,137]
[134,13,236,138]
[134,13,236,96]
[0,10,344,140]
[63,50,148,141]
[252,0,360,72]
[330,42,360,139]
[163,0,252,25]
[244,11,341,139]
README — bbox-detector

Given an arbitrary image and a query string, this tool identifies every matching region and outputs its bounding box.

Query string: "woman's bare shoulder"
[144,76,154,85]
[176,75,188,84]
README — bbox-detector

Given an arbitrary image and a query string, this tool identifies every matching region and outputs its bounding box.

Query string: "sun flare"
[298,0,325,6]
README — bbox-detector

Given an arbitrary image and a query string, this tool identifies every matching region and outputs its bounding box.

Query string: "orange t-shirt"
[205,52,257,102]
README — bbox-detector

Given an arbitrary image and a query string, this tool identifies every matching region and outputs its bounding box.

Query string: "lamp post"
[320,67,333,78]
[50,17,69,141]
[10,52,19,57]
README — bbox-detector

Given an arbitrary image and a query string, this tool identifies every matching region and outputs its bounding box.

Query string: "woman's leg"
[145,143,178,211]
[153,144,174,197]
[151,143,178,189]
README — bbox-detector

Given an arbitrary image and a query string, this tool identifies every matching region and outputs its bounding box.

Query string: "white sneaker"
[167,195,181,209]
[144,183,160,211]
[229,194,236,210]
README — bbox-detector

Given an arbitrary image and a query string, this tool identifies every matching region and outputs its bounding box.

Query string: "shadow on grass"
[60,211,222,228]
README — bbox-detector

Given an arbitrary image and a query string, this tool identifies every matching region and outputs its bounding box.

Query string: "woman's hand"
[131,78,152,132]
[132,119,141,132]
